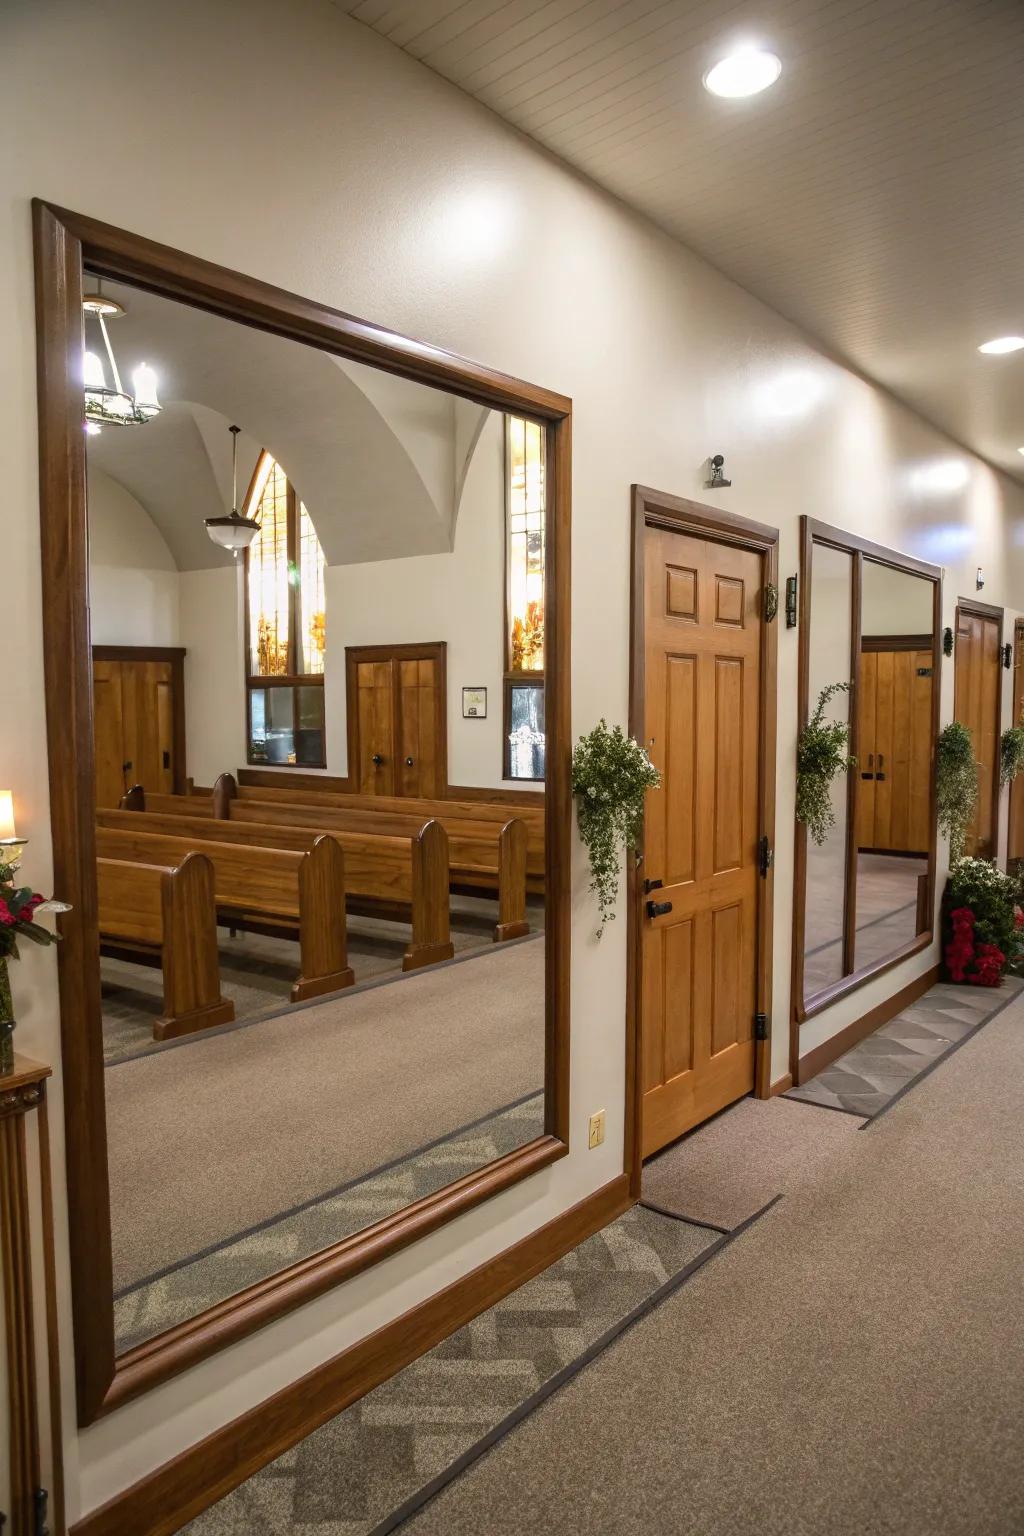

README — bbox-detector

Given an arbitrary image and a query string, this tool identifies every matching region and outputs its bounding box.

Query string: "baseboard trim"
[71,1175,633,1536]
[795,964,939,1086]
[770,1073,794,1096]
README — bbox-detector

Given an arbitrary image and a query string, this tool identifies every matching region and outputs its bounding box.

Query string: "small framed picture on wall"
[462,686,487,719]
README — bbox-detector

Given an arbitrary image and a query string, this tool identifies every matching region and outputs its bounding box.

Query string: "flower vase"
[0,957,14,1076]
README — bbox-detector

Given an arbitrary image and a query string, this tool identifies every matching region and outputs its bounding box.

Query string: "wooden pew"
[120,770,235,819]
[105,803,528,945]
[97,853,235,1041]
[96,828,356,1002]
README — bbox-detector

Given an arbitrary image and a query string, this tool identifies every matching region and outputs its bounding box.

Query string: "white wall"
[861,562,935,636]
[86,465,180,646]
[2,0,1023,1519]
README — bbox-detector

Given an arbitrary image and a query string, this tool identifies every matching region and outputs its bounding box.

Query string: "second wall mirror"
[795,518,942,1022]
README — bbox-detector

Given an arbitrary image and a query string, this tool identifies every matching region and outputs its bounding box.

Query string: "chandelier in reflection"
[82,283,161,429]
[205,424,262,556]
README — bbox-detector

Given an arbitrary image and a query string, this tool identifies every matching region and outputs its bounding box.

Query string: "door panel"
[93,660,127,809]
[398,658,442,798]
[356,660,396,795]
[858,647,934,855]
[640,526,761,1158]
[954,609,1001,858]
[350,647,446,798]
[123,661,175,795]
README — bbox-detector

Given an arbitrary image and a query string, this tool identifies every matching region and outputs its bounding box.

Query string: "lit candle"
[0,791,15,842]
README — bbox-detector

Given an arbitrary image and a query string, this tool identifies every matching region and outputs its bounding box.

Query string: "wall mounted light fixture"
[704,453,731,489]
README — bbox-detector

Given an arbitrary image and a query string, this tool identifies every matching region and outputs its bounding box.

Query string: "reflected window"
[245,451,326,764]
[505,417,545,778]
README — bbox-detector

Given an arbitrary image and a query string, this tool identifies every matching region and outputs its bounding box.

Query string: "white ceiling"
[340,0,1024,482]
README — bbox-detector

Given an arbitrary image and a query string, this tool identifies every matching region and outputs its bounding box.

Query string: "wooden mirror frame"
[791,517,943,1050]
[33,201,572,1425]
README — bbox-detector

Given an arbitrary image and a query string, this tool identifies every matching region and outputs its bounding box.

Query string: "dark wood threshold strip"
[795,964,940,1086]
[71,1174,632,1536]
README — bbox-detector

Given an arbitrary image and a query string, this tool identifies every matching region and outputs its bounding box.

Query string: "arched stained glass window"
[244,451,327,766]
[504,416,545,781]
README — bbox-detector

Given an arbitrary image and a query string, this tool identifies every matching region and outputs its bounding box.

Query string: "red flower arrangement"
[944,908,1006,987]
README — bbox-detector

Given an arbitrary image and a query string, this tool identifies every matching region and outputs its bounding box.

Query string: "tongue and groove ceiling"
[339,0,1024,483]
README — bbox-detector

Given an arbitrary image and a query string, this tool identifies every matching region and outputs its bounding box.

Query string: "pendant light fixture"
[82,281,161,429]
[205,424,262,556]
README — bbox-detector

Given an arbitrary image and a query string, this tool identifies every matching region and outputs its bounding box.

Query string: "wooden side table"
[1,1056,63,1536]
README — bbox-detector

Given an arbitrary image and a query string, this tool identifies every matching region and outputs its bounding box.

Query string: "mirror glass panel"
[800,526,937,1014]
[83,273,548,1354]
[854,561,936,972]
[802,544,853,997]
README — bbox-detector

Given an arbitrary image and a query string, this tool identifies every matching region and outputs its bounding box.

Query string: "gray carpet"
[182,1204,727,1536]
[641,1094,863,1229]
[115,1092,546,1355]
[788,974,1024,1117]
[101,897,541,1065]
[396,987,1024,1536]
[106,937,545,1292]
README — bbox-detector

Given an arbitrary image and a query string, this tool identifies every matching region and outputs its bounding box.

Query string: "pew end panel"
[293,834,355,1002]
[495,819,530,943]
[404,819,455,971]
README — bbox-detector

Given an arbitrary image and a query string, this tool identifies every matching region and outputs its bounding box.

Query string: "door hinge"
[754,1012,768,1041]
[758,835,774,877]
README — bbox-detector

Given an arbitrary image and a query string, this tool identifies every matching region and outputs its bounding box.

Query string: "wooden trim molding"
[795,964,939,1085]
[790,516,943,1067]
[625,486,780,1198]
[70,1175,631,1536]
[33,200,573,1425]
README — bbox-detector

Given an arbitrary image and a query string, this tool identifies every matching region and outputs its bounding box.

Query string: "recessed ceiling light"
[703,48,782,99]
[978,336,1024,355]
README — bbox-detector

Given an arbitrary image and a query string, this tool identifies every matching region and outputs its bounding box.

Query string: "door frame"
[92,644,187,793]
[954,596,1004,859]
[344,641,449,796]
[625,486,779,1197]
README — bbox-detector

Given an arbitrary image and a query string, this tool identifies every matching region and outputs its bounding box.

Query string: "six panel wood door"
[857,648,934,854]
[954,608,1001,858]
[350,646,446,798]
[93,657,177,808]
[640,526,761,1158]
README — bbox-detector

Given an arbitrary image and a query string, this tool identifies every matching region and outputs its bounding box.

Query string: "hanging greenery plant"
[796,682,856,845]
[936,720,978,863]
[572,720,660,935]
[999,725,1024,787]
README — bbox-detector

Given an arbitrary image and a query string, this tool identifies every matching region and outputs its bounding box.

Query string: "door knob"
[372,753,384,766]
[405,756,414,766]
[647,899,673,919]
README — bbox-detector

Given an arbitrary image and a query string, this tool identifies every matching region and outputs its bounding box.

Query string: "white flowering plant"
[572,720,660,935]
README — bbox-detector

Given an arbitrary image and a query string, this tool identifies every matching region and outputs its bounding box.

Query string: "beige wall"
[2,0,1023,1518]
[87,466,180,647]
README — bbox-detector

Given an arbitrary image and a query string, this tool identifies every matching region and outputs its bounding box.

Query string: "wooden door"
[857,647,933,854]
[954,606,1001,858]
[640,527,761,1158]
[348,644,447,798]
[1008,622,1024,869]
[93,659,128,809]
[92,652,181,807]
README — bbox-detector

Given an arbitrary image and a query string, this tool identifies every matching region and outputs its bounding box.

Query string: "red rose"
[0,898,15,927]
[16,893,45,922]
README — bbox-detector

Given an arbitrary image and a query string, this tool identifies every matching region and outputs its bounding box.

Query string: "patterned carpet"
[115,1092,545,1355]
[182,1204,732,1535]
[788,974,1024,1118]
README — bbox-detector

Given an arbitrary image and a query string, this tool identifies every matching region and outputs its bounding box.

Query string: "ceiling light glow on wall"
[909,458,970,494]
[977,336,1024,355]
[703,48,782,99]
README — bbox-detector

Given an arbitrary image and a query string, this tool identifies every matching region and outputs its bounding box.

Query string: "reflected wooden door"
[954,606,1001,858]
[348,644,447,797]
[857,646,933,854]
[92,655,178,807]
[640,526,761,1158]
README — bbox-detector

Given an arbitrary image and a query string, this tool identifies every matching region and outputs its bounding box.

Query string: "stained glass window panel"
[507,416,545,672]
[299,503,326,675]
[248,459,290,677]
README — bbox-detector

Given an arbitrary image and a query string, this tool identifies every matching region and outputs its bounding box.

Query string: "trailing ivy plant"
[936,720,978,863]
[796,682,856,846]
[1000,725,1024,787]
[572,720,660,935]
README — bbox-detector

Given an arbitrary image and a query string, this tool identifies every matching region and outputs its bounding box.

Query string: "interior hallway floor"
[181,977,1024,1535]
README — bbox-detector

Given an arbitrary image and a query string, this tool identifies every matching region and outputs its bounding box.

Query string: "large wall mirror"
[34,204,571,1424]
[794,518,942,1023]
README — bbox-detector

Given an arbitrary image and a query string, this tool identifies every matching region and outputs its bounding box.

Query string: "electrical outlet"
[588,1109,606,1150]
